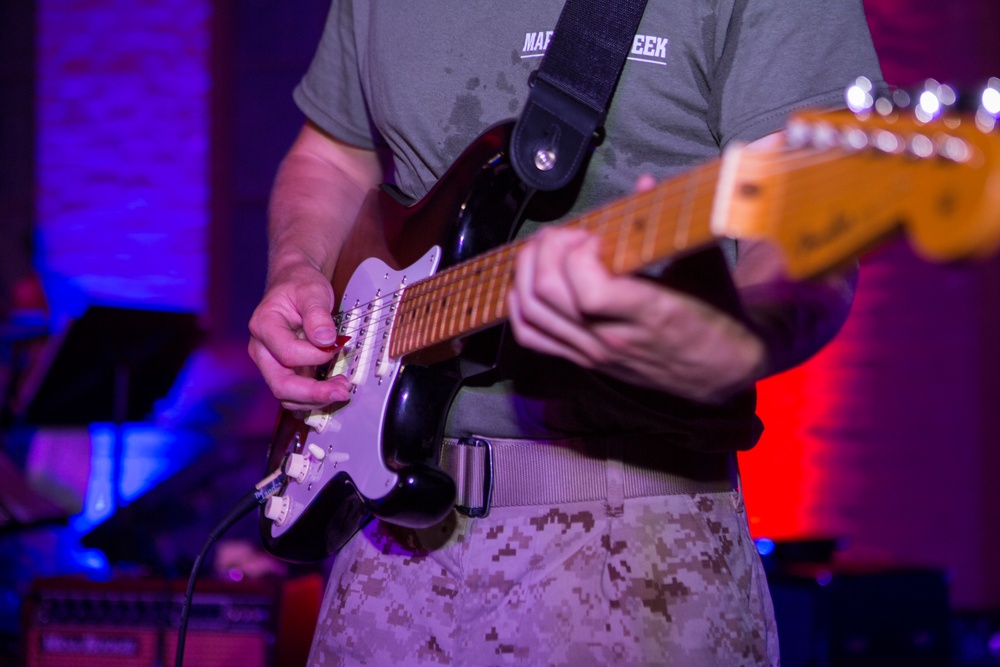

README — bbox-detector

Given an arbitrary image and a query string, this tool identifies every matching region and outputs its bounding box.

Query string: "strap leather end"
[510,76,603,192]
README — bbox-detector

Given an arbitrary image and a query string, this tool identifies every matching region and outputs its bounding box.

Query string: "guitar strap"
[510,0,650,192]
[449,1,654,518]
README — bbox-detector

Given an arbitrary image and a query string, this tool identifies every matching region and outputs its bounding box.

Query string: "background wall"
[740,0,1000,611]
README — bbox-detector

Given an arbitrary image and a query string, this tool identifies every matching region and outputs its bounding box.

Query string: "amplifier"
[22,576,289,667]
[768,565,950,667]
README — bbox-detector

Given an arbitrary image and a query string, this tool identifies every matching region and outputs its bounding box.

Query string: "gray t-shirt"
[293,0,883,447]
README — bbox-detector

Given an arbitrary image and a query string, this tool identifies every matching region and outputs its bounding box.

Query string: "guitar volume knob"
[284,453,310,483]
[264,495,291,526]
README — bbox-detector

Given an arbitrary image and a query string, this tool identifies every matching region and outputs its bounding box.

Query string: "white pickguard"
[269,247,441,539]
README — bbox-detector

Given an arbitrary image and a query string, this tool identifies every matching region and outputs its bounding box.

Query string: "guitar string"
[333,142,907,371]
[333,144,856,370]
[343,141,831,337]
[331,157,897,382]
[334,175,705,329]
[337,143,868,349]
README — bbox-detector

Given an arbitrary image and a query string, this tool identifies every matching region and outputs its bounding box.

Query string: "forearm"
[735,240,857,379]
[266,122,383,285]
[248,123,383,408]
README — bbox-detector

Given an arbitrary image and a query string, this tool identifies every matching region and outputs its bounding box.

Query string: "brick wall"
[742,0,1000,609]
[36,0,211,316]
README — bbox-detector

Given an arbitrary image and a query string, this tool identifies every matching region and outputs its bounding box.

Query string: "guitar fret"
[432,282,449,347]
[436,279,452,346]
[641,187,664,264]
[446,279,462,341]
[411,282,434,351]
[392,289,412,357]
[674,168,700,251]
[407,283,426,352]
[427,281,443,347]
[455,264,472,331]
[613,196,635,273]
[687,164,721,254]
[474,259,492,328]
[627,189,665,271]
[483,252,502,323]
[494,251,514,321]
[399,288,418,354]
[623,195,651,271]
[430,284,446,346]
[418,282,439,348]
[468,260,486,330]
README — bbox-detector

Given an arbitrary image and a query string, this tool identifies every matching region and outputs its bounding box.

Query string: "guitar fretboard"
[389,161,723,359]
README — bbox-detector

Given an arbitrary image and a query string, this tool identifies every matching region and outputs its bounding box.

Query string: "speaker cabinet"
[768,565,950,667]
[21,576,299,667]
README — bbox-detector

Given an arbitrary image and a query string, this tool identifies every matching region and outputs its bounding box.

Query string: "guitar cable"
[173,468,287,667]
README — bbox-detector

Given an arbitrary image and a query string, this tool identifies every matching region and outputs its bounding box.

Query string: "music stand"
[11,305,202,514]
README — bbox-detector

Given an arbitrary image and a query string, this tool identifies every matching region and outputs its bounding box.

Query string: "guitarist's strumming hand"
[248,122,384,412]
[248,262,353,411]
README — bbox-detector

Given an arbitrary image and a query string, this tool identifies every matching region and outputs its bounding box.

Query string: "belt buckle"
[454,437,493,518]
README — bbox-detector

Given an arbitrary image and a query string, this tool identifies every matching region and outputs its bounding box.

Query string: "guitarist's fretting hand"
[507,148,857,403]
[507,225,769,403]
[248,261,354,412]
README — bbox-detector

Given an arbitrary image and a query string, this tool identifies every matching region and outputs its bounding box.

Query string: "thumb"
[302,303,338,347]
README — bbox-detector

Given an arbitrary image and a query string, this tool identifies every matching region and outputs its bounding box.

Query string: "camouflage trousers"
[306,488,779,666]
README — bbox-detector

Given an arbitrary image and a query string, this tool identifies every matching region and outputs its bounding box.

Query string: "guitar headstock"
[725,78,1000,279]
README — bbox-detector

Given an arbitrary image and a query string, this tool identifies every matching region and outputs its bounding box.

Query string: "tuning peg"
[846,76,875,113]
[976,77,1000,132]
[914,79,958,123]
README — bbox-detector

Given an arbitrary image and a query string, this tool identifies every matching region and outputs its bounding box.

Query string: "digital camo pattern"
[307,490,778,666]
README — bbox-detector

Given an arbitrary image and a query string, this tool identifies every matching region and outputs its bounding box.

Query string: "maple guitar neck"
[389,107,1000,361]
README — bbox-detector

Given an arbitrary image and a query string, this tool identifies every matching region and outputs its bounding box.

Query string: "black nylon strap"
[511,0,649,191]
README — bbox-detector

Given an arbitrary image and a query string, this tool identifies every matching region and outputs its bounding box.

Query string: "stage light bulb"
[982,85,1000,117]
[919,90,941,118]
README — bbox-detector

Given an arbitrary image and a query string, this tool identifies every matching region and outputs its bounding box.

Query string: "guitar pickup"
[374,287,400,378]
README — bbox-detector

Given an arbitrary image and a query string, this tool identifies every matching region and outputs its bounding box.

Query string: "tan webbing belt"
[440,434,739,517]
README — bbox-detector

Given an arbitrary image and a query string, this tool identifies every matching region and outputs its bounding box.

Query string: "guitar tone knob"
[264,495,291,526]
[284,453,310,483]
[304,409,332,432]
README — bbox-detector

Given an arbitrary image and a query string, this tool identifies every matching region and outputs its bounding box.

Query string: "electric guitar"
[260,97,1000,563]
